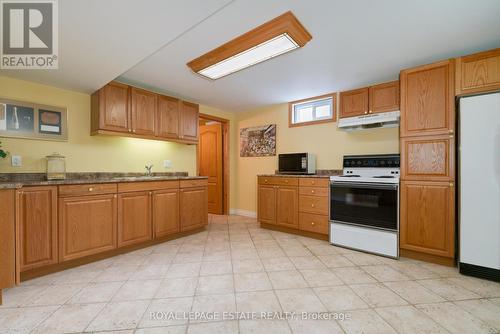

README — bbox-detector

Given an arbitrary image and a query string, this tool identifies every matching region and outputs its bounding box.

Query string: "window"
[289,94,336,127]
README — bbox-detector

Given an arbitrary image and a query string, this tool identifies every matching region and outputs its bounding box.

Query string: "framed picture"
[0,98,68,141]
[240,124,276,157]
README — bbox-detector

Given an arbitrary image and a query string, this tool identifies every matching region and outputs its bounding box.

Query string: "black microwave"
[278,153,316,174]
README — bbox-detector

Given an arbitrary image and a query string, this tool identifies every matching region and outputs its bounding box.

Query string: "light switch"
[11,155,22,167]
[163,160,172,168]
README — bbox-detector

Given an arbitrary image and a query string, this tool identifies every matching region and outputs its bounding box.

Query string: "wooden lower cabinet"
[400,181,455,259]
[258,185,277,225]
[153,189,179,238]
[59,194,117,262]
[180,187,208,232]
[17,187,58,272]
[0,190,16,291]
[117,191,152,247]
[276,186,299,228]
[299,212,328,234]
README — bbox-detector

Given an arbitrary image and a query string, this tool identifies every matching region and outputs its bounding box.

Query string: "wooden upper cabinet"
[258,185,277,225]
[179,101,199,142]
[456,48,500,96]
[156,95,180,139]
[339,87,369,118]
[131,88,156,136]
[400,181,455,259]
[152,189,179,238]
[369,80,400,114]
[276,186,299,228]
[400,59,455,137]
[92,81,130,133]
[16,186,58,272]
[59,194,117,262]
[180,186,208,232]
[117,191,152,248]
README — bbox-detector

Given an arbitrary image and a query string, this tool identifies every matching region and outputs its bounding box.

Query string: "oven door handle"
[330,181,398,190]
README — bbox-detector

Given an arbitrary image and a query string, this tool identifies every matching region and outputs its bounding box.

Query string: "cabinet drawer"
[299,195,329,215]
[180,179,208,188]
[118,180,179,193]
[299,187,329,197]
[299,212,329,235]
[258,176,298,186]
[59,183,117,197]
[298,178,329,187]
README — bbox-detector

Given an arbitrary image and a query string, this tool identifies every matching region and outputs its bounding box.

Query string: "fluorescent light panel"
[198,33,299,80]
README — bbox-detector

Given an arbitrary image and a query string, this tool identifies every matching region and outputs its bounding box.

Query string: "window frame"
[288,93,337,128]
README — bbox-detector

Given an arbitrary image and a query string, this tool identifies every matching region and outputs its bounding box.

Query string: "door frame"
[197,113,230,215]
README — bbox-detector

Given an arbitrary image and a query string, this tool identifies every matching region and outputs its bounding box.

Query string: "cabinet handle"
[364,111,368,114]
[369,110,372,114]
[449,183,454,187]
[113,194,117,198]
[311,221,315,226]
[449,135,454,139]
[88,187,94,192]
[128,129,132,132]
[311,181,315,185]
[285,180,289,183]
[133,129,136,133]
[449,129,454,134]
[311,204,315,208]
[149,191,153,195]
[311,190,315,194]
[264,179,268,183]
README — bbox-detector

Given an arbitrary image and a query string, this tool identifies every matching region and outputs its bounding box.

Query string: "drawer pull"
[311,204,315,208]
[311,221,315,226]
[264,179,268,183]
[311,181,315,185]
[311,190,315,194]
[285,180,289,183]
[88,187,94,192]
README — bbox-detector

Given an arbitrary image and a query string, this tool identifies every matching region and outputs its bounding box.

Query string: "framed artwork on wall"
[240,124,276,157]
[0,98,68,141]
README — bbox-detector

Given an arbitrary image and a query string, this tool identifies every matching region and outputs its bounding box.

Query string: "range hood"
[338,111,400,131]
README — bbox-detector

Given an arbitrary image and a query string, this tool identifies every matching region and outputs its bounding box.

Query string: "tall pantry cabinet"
[399,59,456,266]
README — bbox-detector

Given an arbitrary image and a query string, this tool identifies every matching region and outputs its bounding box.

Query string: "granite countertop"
[0,172,207,190]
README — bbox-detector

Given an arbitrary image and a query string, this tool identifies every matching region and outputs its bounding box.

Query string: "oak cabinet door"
[156,95,180,139]
[258,185,276,225]
[99,82,130,133]
[180,187,208,232]
[179,101,199,142]
[59,194,117,261]
[369,80,400,114]
[131,87,156,136]
[456,48,500,96]
[0,190,16,288]
[400,59,455,137]
[276,186,299,228]
[118,191,152,247]
[339,87,369,118]
[400,181,455,258]
[17,186,58,271]
[400,135,455,181]
[153,189,179,238]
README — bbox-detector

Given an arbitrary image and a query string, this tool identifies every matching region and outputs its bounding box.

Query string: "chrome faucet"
[145,163,153,176]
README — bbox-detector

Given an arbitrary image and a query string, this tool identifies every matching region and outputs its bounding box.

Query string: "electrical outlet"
[163,160,172,168]
[11,155,22,167]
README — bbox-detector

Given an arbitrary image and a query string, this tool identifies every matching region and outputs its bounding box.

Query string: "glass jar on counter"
[46,153,66,180]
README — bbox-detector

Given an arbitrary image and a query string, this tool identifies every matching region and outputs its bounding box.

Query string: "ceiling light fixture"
[187,11,312,80]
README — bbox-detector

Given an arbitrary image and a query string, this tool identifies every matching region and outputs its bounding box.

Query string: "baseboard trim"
[260,223,328,241]
[229,209,257,218]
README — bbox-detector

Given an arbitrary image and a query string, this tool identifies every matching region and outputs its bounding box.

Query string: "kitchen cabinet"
[179,101,199,143]
[258,185,277,225]
[339,87,369,118]
[117,191,152,247]
[276,186,299,228]
[400,181,455,260]
[299,212,329,235]
[156,95,180,139]
[91,81,130,133]
[59,194,117,262]
[400,59,455,137]
[131,87,156,136]
[0,190,16,295]
[180,186,208,232]
[17,186,58,272]
[153,189,179,238]
[369,81,400,114]
[456,48,500,96]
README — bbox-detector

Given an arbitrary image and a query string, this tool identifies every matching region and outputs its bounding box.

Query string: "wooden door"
[131,87,156,136]
[156,95,180,139]
[258,185,276,225]
[0,190,15,289]
[400,181,455,258]
[369,81,400,114]
[17,186,58,271]
[199,123,223,214]
[153,189,179,238]
[179,101,199,142]
[117,191,152,247]
[98,82,130,133]
[400,59,455,137]
[456,48,500,96]
[339,87,369,118]
[401,135,455,181]
[180,187,208,232]
[276,186,298,228]
[59,194,117,262]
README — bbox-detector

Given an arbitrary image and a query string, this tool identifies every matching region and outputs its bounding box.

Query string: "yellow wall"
[234,103,400,214]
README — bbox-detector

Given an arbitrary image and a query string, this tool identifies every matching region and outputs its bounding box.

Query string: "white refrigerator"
[459,92,500,281]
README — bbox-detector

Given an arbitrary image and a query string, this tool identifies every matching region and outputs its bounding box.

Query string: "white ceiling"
[2,0,500,111]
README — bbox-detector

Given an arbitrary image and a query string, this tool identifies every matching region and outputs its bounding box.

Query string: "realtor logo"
[1,0,58,69]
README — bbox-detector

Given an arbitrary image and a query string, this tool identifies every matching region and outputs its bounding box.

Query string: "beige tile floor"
[1,214,499,334]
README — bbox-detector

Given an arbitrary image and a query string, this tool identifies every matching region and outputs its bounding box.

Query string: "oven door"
[330,181,398,231]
